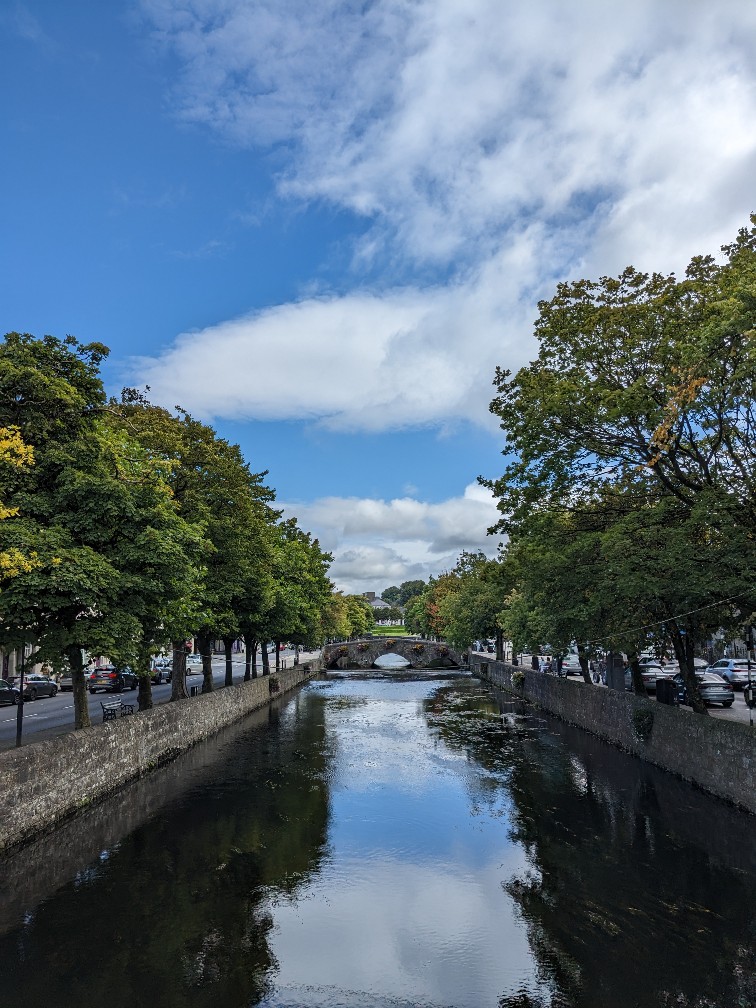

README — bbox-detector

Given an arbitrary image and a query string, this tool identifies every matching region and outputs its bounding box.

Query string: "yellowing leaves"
[0,426,41,582]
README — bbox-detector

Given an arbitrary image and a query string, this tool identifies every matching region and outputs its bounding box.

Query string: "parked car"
[186,654,203,666]
[0,679,20,706]
[88,666,138,694]
[8,673,59,700]
[150,664,172,684]
[60,668,95,691]
[624,663,674,693]
[707,658,754,689]
[673,671,735,708]
[560,654,583,675]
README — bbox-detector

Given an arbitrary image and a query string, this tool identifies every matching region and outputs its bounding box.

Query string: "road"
[0,650,303,751]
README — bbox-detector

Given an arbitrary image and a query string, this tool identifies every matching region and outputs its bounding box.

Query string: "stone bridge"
[323,637,468,670]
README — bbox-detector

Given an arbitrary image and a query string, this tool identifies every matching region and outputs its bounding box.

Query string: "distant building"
[363,591,391,611]
[363,592,400,625]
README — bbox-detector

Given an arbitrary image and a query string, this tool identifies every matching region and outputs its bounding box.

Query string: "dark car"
[673,671,734,708]
[88,666,138,694]
[9,673,58,700]
[0,679,20,706]
[150,663,172,684]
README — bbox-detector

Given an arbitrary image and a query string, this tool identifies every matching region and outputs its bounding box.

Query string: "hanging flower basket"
[436,645,449,656]
[357,642,370,652]
[411,642,425,654]
[337,645,349,656]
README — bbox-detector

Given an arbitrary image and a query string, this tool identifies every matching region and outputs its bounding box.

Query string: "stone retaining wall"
[474,659,755,815]
[0,664,320,854]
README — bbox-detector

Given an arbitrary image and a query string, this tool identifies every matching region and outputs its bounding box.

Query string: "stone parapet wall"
[323,637,465,669]
[473,658,755,815]
[0,663,319,855]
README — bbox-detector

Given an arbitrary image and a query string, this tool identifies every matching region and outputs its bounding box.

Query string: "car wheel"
[50,685,58,697]
[722,700,734,707]
[29,689,37,701]
[89,687,96,694]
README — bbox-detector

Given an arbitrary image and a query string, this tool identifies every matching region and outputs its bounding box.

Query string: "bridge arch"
[322,637,467,671]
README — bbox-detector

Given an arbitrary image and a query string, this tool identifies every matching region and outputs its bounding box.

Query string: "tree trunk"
[223,636,235,687]
[576,641,593,684]
[628,653,648,696]
[275,641,281,673]
[67,645,91,729]
[196,630,214,693]
[669,624,708,714]
[243,634,258,680]
[137,642,153,712]
[244,636,252,681]
[261,643,270,676]
[170,639,189,701]
[495,629,504,662]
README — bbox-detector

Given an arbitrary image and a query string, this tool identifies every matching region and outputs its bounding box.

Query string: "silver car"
[624,663,674,693]
[707,658,754,689]
[674,671,735,708]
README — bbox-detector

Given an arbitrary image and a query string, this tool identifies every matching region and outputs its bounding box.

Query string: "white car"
[707,658,754,689]
[625,663,674,693]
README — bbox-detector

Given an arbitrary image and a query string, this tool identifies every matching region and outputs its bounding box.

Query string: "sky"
[2,1,756,596]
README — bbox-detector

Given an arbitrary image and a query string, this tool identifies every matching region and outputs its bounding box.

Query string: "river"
[1,672,754,1008]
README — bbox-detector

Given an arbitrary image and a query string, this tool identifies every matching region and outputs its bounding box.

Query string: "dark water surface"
[1,673,754,1008]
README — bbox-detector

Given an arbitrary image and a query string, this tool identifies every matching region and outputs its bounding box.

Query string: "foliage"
[487,218,756,537]
[485,219,756,713]
[0,425,39,579]
[0,334,336,722]
[631,706,655,744]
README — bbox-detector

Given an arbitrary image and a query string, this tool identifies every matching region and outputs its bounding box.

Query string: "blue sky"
[2,1,756,594]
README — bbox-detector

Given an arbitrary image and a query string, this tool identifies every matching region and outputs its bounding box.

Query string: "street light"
[746,626,754,729]
[15,643,26,748]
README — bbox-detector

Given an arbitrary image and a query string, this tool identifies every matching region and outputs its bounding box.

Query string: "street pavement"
[0,649,308,751]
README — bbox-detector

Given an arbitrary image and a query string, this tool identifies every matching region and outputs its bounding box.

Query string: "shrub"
[632,706,655,743]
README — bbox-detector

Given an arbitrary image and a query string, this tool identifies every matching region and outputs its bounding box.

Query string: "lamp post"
[746,626,754,729]
[15,643,25,748]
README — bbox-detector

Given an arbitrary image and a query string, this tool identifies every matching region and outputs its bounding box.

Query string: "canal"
[1,672,754,1007]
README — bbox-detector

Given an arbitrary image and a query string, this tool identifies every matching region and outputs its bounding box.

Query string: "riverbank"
[0,662,320,855]
[473,658,755,815]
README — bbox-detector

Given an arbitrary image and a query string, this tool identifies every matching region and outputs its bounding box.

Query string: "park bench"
[101,700,135,722]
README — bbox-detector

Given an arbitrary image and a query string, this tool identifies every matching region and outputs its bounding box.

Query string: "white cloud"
[129,228,547,431]
[133,0,756,431]
[281,482,502,594]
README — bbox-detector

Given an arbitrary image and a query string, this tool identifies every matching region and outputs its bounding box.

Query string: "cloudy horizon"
[4,1,756,592]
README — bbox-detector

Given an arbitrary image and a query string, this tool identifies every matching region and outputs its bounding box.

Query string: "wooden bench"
[101,700,135,722]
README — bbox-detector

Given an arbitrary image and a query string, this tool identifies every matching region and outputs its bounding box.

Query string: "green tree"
[438,552,514,661]
[0,333,148,727]
[265,520,333,669]
[118,400,278,696]
[398,580,426,607]
[488,218,756,538]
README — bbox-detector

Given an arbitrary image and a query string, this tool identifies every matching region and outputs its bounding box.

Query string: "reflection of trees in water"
[0,693,332,1008]
[424,680,756,1008]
